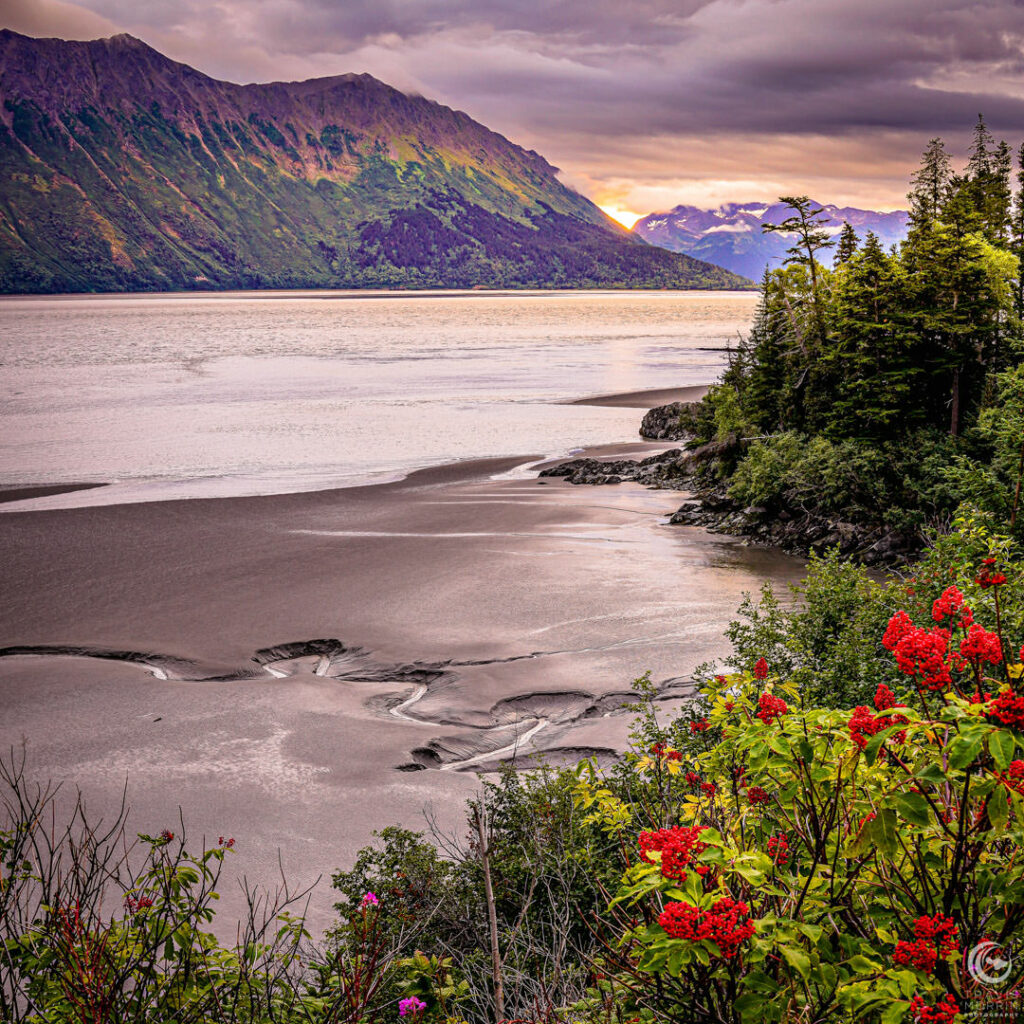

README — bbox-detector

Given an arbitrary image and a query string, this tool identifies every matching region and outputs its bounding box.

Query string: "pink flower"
[399,996,427,1017]
[361,891,379,908]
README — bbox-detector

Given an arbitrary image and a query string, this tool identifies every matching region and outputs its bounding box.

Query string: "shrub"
[576,543,1024,1024]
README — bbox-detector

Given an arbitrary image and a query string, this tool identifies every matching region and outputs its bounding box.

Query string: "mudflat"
[0,444,805,932]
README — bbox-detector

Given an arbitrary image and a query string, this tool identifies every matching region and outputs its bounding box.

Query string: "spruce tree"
[907,138,951,227]
[826,232,920,437]
[835,222,860,265]
[762,196,835,344]
[1014,142,1024,319]
[967,114,995,179]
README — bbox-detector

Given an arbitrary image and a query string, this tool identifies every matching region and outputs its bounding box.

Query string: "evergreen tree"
[907,138,951,227]
[1014,142,1024,319]
[967,113,995,179]
[762,196,835,343]
[991,140,1014,244]
[825,232,920,437]
[739,270,794,433]
[835,222,860,265]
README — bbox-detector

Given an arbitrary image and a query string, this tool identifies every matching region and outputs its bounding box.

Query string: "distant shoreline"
[0,287,757,303]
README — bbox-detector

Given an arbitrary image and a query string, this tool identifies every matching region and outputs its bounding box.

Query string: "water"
[0,289,756,508]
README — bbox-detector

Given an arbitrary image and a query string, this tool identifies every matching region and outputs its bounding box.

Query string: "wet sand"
[0,442,805,935]
[0,482,107,504]
[567,384,709,408]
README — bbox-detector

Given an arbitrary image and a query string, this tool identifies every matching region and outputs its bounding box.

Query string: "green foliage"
[686,121,1024,548]
[574,535,1024,1023]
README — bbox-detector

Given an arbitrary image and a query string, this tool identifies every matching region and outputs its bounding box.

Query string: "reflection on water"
[0,289,756,506]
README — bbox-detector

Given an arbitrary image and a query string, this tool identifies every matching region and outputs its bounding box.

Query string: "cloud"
[4,0,1024,213]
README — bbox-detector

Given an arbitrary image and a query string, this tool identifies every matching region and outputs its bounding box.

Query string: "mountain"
[633,201,910,281]
[0,31,749,294]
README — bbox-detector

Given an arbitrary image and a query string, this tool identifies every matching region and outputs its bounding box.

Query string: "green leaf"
[881,999,911,1023]
[781,944,811,979]
[989,790,1009,830]
[734,864,766,885]
[991,728,1017,770]
[847,954,882,974]
[894,969,917,998]
[893,791,931,827]
[667,945,687,977]
[947,732,984,770]
[735,993,769,1021]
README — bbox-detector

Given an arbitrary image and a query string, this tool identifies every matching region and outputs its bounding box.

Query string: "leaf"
[781,944,811,980]
[990,728,1017,770]
[847,954,882,974]
[894,969,917,998]
[893,791,931,827]
[734,863,766,885]
[881,1001,911,1024]
[916,762,947,786]
[947,732,985,770]
[667,945,687,977]
[989,790,1009,830]
[735,993,769,1021]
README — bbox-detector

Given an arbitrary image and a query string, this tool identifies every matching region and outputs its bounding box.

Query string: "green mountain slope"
[0,31,750,293]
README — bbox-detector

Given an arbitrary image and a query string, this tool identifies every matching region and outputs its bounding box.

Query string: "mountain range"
[0,30,749,294]
[633,201,910,280]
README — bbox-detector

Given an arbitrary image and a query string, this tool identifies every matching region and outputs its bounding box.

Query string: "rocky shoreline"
[541,401,916,566]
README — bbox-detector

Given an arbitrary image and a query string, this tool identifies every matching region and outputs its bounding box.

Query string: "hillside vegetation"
[679,119,1024,552]
[0,31,748,294]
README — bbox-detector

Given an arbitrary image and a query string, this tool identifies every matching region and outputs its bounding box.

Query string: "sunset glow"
[598,205,643,230]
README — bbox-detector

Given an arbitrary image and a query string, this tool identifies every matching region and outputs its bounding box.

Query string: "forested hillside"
[0,31,749,293]
[682,117,1024,549]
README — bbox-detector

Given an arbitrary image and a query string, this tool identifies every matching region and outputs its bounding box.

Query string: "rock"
[538,449,683,486]
[668,501,703,525]
[640,402,701,440]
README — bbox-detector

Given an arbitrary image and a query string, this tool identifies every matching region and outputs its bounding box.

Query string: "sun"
[598,205,643,229]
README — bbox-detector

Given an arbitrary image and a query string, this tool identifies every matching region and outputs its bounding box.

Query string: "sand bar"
[0,420,804,934]
[567,384,709,408]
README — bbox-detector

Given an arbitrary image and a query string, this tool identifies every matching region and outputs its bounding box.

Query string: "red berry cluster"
[1004,759,1024,795]
[218,836,235,848]
[756,692,788,725]
[766,834,789,866]
[848,684,909,751]
[685,771,702,789]
[893,914,959,976]
[747,786,771,806]
[649,742,683,762]
[976,558,1008,589]
[959,624,1003,665]
[909,993,959,1024]
[932,586,974,628]
[988,688,1024,731]
[883,612,955,691]
[123,894,155,913]
[689,718,710,733]
[658,897,756,958]
[638,826,709,882]
[753,657,770,679]
[701,781,717,797]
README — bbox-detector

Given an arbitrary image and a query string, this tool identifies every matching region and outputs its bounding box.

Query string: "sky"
[4,0,1024,226]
